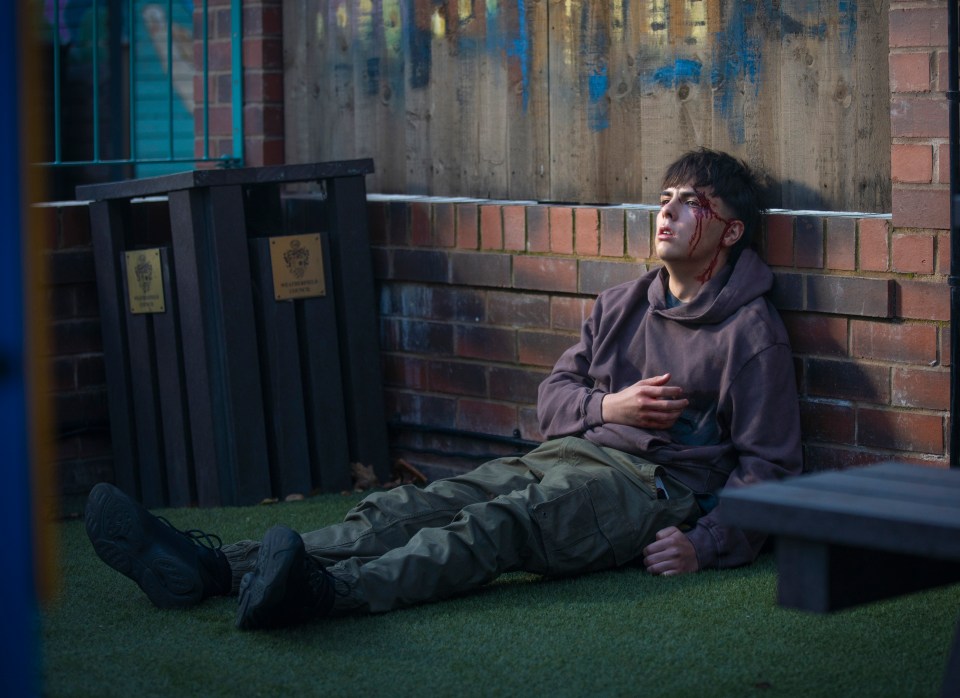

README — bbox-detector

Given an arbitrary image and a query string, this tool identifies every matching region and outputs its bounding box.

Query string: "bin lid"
[76,159,375,202]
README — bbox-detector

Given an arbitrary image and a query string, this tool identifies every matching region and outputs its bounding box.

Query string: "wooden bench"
[720,462,960,693]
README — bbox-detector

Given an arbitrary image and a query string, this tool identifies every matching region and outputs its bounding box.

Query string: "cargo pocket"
[531,477,636,576]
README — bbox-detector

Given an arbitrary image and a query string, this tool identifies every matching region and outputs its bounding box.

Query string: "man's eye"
[659,199,670,206]
[684,199,702,208]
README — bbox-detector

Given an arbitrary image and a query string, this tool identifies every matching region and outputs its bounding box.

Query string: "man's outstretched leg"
[236,438,700,626]
[235,525,339,630]
[85,483,233,609]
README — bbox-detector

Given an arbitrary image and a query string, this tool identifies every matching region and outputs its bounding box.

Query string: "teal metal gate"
[39,0,243,192]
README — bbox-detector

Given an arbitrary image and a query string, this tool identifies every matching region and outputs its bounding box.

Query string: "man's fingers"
[644,397,687,412]
[638,373,671,386]
[637,378,685,400]
[657,526,680,540]
[643,527,699,576]
[643,550,679,575]
[638,403,686,429]
[643,528,679,556]
[645,384,686,399]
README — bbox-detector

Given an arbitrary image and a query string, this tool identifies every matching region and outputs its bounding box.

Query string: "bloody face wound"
[656,186,741,288]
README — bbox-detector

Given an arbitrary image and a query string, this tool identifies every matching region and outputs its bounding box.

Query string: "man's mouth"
[657,227,675,239]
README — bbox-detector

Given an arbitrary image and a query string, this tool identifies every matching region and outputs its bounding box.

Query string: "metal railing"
[39,0,243,179]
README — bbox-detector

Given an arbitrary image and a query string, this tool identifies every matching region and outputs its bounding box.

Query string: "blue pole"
[0,1,39,695]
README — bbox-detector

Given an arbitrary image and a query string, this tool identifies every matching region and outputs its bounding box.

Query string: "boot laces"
[157,516,223,550]
[302,558,337,611]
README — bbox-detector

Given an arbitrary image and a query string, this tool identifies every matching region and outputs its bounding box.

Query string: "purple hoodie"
[537,249,802,568]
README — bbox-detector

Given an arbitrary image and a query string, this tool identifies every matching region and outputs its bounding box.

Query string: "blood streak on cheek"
[696,220,736,284]
[687,190,735,284]
[687,190,717,255]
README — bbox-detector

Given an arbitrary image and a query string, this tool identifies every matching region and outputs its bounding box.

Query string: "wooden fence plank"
[423,7,464,197]
[506,0,550,201]
[547,0,595,203]
[283,0,891,211]
[350,1,395,195]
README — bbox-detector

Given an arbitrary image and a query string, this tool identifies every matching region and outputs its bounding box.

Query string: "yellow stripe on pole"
[22,0,58,604]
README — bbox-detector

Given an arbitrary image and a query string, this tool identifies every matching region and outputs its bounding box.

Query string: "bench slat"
[839,462,960,490]
[782,471,960,508]
[721,465,960,560]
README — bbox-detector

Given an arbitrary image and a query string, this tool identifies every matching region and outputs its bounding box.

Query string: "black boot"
[85,482,233,609]
[235,525,336,630]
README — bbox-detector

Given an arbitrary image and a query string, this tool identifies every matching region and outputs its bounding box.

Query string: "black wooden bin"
[77,160,388,507]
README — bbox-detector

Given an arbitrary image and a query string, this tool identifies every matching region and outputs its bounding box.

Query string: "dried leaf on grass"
[350,461,380,492]
[383,458,428,489]
[349,459,430,492]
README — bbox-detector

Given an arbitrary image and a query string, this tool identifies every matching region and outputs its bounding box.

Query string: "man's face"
[655,183,743,284]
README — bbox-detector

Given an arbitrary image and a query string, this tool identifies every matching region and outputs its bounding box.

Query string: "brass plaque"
[125,248,166,314]
[270,234,326,301]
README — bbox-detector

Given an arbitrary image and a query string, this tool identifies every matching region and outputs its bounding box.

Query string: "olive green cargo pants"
[223,436,700,613]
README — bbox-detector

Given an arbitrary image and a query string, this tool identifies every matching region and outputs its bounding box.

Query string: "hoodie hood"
[648,249,774,325]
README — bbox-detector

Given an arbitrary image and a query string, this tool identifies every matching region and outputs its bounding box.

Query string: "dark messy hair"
[660,148,766,256]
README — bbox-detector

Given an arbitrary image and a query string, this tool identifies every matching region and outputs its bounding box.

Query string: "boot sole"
[235,526,301,630]
[85,483,204,609]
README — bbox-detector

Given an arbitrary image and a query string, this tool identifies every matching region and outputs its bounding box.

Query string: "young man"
[85,148,802,629]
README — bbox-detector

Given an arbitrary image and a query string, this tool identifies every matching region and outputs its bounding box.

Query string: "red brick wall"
[370,199,950,475]
[890,2,950,228]
[193,0,284,166]
[41,203,111,510]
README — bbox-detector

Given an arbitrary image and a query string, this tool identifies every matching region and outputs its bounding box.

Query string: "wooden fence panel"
[284,0,890,212]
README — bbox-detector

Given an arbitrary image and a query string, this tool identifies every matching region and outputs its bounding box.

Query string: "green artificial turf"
[42,493,960,697]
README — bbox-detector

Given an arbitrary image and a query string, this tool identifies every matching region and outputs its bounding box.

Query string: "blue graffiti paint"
[407,3,431,89]
[650,58,703,89]
[711,1,762,144]
[366,57,381,96]
[486,1,500,53]
[506,0,531,112]
[767,0,831,41]
[838,0,858,55]
[581,3,610,132]
[587,66,610,132]
[356,2,397,105]
[588,70,608,102]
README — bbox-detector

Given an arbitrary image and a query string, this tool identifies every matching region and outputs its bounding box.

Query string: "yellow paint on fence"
[432,8,446,38]
[336,1,349,30]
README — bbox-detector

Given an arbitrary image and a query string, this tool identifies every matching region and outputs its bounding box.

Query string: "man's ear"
[721,220,745,249]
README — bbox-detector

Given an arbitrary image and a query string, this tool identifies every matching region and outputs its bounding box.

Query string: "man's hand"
[642,526,699,576]
[600,374,688,430]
